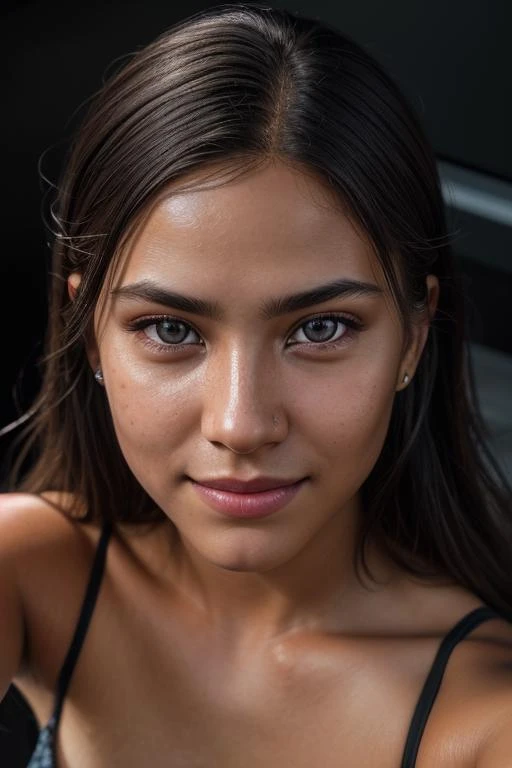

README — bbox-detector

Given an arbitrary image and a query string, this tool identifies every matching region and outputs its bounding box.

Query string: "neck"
[162,496,400,645]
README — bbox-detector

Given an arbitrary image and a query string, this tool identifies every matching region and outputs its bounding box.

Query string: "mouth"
[188,477,308,519]
[189,476,306,493]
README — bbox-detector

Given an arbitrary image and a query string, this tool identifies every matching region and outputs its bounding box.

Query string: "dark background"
[1,1,511,764]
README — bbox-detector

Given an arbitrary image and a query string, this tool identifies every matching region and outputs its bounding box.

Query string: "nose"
[200,344,287,454]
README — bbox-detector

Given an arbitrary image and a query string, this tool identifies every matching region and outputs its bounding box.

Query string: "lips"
[188,476,307,518]
[191,476,304,493]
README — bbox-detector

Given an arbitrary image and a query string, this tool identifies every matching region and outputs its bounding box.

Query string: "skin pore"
[70,160,439,649]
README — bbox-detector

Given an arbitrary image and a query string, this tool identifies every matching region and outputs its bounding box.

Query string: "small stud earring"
[402,372,410,385]
[94,368,105,385]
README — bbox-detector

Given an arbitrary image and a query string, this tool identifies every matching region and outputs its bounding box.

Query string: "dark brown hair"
[7,3,512,615]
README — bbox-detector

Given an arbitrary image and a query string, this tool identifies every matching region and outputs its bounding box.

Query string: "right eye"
[126,316,204,352]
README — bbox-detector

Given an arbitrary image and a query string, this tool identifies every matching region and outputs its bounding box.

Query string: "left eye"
[289,316,349,344]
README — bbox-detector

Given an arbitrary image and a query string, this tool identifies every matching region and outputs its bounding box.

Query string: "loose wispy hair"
[7,3,512,615]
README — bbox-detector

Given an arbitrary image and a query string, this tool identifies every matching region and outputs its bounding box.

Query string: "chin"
[193,531,296,573]
[207,549,286,574]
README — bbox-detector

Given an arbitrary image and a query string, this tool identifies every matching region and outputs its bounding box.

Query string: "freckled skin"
[84,160,437,630]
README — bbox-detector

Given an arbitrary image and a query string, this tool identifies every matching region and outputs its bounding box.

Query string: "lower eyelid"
[288,332,357,353]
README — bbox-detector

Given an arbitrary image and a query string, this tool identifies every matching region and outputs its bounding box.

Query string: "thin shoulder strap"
[401,606,501,768]
[51,520,113,727]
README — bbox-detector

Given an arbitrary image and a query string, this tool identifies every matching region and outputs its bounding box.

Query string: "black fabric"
[400,605,501,767]
[27,520,112,767]
[52,521,113,726]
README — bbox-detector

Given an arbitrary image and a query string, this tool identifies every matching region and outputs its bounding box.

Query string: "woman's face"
[88,161,434,573]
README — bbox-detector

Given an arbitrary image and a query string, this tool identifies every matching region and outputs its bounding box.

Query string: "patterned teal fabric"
[27,716,56,767]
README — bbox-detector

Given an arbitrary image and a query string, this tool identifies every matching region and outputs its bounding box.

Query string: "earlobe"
[396,370,411,392]
[67,272,82,301]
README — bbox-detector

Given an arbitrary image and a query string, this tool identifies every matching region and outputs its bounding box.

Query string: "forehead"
[112,161,383,293]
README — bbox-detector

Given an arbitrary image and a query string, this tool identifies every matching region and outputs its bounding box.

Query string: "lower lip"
[190,479,306,519]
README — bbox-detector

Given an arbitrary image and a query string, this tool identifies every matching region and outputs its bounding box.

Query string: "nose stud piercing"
[272,414,279,427]
[94,368,105,385]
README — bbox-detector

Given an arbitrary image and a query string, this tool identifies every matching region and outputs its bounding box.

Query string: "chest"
[85,631,409,766]
[19,598,483,768]
[15,541,492,768]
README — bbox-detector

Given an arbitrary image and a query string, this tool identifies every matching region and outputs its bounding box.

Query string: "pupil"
[306,318,337,342]
[157,320,187,343]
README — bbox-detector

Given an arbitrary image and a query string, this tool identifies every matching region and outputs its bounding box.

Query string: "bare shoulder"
[0,492,103,668]
[0,489,86,522]
[470,616,512,767]
[0,490,98,562]
[427,608,512,768]
[2,485,106,546]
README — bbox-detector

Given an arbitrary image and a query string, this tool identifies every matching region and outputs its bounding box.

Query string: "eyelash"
[125,313,364,354]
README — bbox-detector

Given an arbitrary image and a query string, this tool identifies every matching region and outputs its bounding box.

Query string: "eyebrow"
[110,278,383,320]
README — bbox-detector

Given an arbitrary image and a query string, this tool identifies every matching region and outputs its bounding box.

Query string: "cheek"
[291,361,397,473]
[104,364,198,476]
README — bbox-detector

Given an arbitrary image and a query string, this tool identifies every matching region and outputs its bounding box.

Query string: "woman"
[1,4,511,766]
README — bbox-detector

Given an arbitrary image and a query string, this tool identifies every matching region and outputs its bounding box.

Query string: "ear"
[396,275,439,391]
[85,328,101,377]
[67,272,82,301]
[67,272,101,374]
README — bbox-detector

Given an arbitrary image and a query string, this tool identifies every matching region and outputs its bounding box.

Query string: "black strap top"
[401,605,501,766]
[27,520,112,768]
[27,522,503,767]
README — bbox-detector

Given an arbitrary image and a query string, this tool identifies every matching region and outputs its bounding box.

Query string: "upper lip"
[191,476,305,493]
